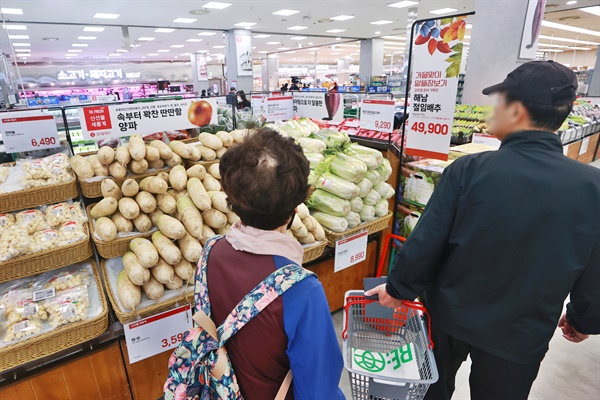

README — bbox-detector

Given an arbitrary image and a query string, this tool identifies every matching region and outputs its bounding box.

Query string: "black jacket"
[388,130,600,364]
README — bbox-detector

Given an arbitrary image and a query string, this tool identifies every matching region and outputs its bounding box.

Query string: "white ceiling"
[0,0,598,66]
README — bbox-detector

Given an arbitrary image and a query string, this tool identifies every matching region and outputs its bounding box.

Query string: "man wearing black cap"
[366,61,600,399]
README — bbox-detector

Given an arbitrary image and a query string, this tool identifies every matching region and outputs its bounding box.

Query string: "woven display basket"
[0,260,109,372]
[302,241,327,264]
[78,167,171,198]
[85,203,154,259]
[323,212,393,247]
[0,224,93,283]
[101,260,194,325]
[0,164,78,214]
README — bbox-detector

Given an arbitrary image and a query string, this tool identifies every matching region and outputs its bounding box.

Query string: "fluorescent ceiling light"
[181,53,191,56]
[72,43,88,47]
[387,1,418,8]
[8,34,29,39]
[116,49,128,52]
[234,22,256,27]
[273,9,300,16]
[567,47,592,50]
[430,8,458,15]
[78,36,97,40]
[327,29,346,33]
[336,37,342,40]
[254,34,271,38]
[541,20,600,37]
[83,26,105,32]
[68,49,82,52]
[187,38,203,42]
[147,53,159,56]
[466,24,473,29]
[266,41,280,44]
[580,6,600,16]
[331,15,355,21]
[212,45,225,48]
[109,53,121,56]
[138,37,156,41]
[288,26,308,30]
[537,43,569,48]
[15,49,31,52]
[566,1,577,4]
[290,36,307,40]
[94,13,119,19]
[278,47,290,50]
[203,2,232,9]
[383,35,404,40]
[538,34,599,45]
[157,50,170,52]
[12,43,30,47]
[3,24,27,30]
[1,8,23,15]
[198,32,217,36]
[18,54,30,57]
[155,28,175,33]
[65,53,77,56]
[371,20,393,25]
[258,51,269,54]
[375,31,382,35]
[170,44,185,48]
[173,18,197,23]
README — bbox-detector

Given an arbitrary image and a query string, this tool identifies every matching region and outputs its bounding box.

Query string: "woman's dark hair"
[506,92,573,132]
[219,128,309,230]
[237,90,248,102]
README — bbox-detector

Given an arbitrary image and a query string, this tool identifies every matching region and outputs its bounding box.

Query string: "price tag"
[124,304,192,364]
[334,231,368,273]
[360,100,395,133]
[579,137,590,156]
[563,144,570,156]
[1,111,60,153]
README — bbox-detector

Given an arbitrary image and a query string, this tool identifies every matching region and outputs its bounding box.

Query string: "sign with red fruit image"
[405,16,468,161]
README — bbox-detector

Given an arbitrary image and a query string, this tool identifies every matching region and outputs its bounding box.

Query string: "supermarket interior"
[0,0,599,399]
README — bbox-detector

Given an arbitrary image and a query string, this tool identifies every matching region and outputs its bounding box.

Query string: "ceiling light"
[155,28,175,33]
[308,42,314,45]
[203,2,232,9]
[336,37,342,40]
[15,49,31,53]
[290,36,307,40]
[8,35,29,40]
[266,41,280,45]
[138,37,156,41]
[273,9,300,16]
[567,46,592,50]
[387,1,418,8]
[173,18,197,23]
[327,29,346,33]
[258,51,269,54]
[538,34,599,45]
[3,24,27,30]
[109,53,121,56]
[430,8,458,15]
[116,49,128,52]
[170,44,185,48]
[72,43,88,47]
[198,32,217,36]
[157,50,170,52]
[330,15,355,21]
[254,34,272,38]
[212,45,225,48]
[278,47,290,50]
[78,36,97,40]
[580,6,600,16]
[541,20,600,37]
[187,38,202,42]
[383,35,404,40]
[94,13,119,19]
[68,49,82,52]
[12,43,30,47]
[288,26,308,30]
[148,53,159,56]
[83,26,105,32]
[1,8,23,15]
[181,53,192,56]
[375,31,382,35]
[537,42,569,48]
[65,53,77,56]
[371,20,393,25]
[18,54,30,57]
[566,1,577,4]
[234,22,256,27]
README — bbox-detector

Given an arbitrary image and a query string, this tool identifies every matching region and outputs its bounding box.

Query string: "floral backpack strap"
[194,235,224,317]
[217,264,314,344]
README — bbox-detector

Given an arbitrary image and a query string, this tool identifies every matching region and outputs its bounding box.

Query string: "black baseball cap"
[482,60,577,106]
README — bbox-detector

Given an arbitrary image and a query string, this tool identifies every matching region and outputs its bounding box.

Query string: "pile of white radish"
[287,204,327,244]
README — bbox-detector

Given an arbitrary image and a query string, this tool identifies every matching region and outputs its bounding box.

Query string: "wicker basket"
[0,260,109,372]
[101,260,194,325]
[184,159,220,169]
[85,203,154,259]
[302,241,327,264]
[0,224,93,283]
[0,164,78,214]
[323,212,393,247]
[79,168,170,198]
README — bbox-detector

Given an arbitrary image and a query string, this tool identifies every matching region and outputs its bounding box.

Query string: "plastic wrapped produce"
[29,229,58,254]
[0,226,30,261]
[44,286,90,328]
[15,209,49,234]
[0,213,16,229]
[376,158,393,182]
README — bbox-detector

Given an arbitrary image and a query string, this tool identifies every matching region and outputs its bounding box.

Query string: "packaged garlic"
[29,229,58,254]
[39,265,92,292]
[0,226,31,262]
[0,165,9,184]
[45,203,72,228]
[58,221,87,245]
[44,286,90,329]
[0,213,16,229]
[0,287,48,343]
[15,209,49,234]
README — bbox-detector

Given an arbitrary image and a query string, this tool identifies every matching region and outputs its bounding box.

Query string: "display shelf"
[78,167,171,199]
[322,212,393,247]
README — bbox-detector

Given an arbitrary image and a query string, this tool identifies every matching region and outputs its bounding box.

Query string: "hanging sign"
[196,54,208,82]
[1,110,60,153]
[334,231,368,273]
[360,99,395,133]
[293,92,344,122]
[79,98,218,140]
[124,305,192,364]
[405,16,467,161]
[236,34,253,76]
[519,0,547,60]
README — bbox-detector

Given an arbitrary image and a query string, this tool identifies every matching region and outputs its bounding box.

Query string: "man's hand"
[558,313,589,343]
[364,284,405,309]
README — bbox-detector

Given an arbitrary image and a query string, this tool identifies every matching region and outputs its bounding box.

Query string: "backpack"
[164,236,315,400]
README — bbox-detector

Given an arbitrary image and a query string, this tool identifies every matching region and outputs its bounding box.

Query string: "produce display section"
[452,104,490,145]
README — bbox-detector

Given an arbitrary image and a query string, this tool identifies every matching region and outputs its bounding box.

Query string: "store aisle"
[332,310,600,400]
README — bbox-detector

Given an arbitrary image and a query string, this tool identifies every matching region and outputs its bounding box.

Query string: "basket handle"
[375,234,406,278]
[342,296,434,350]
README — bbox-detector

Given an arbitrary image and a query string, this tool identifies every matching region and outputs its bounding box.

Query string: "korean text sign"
[293,92,344,122]
[79,98,218,140]
[360,99,395,133]
[405,17,466,161]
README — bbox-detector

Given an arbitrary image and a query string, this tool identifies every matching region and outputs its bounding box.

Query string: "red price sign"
[411,121,449,135]
[161,333,185,348]
[31,137,57,148]
[1,111,60,153]
[335,231,368,273]
[360,100,395,134]
[349,251,366,264]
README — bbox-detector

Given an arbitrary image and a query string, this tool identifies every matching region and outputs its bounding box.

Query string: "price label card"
[124,304,192,364]
[579,137,590,156]
[334,231,368,273]
[360,100,395,133]
[1,111,60,153]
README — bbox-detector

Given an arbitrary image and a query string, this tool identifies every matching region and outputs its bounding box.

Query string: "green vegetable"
[362,189,382,206]
[344,211,361,228]
[298,137,327,154]
[304,153,325,169]
[376,158,393,181]
[402,212,421,236]
[365,169,382,185]
[374,182,395,200]
[327,153,367,183]
[345,143,383,170]
[374,199,389,217]
[357,178,374,198]
[350,196,364,213]
[307,189,351,217]
[310,129,350,148]
[312,211,349,232]
[308,170,318,186]
[316,172,360,200]
[297,118,320,134]
[359,205,375,222]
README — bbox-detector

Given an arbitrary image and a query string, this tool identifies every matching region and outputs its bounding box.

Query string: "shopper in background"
[280,82,289,93]
[207,128,345,400]
[226,87,237,106]
[290,81,300,91]
[236,90,251,109]
[200,89,207,98]
[366,60,600,400]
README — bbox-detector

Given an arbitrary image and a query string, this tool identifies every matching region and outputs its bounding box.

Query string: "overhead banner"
[293,92,344,122]
[519,0,546,59]
[236,34,253,76]
[360,99,395,133]
[79,98,218,140]
[196,54,208,81]
[405,16,467,161]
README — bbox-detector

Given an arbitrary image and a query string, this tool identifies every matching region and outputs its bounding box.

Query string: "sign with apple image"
[187,100,213,127]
